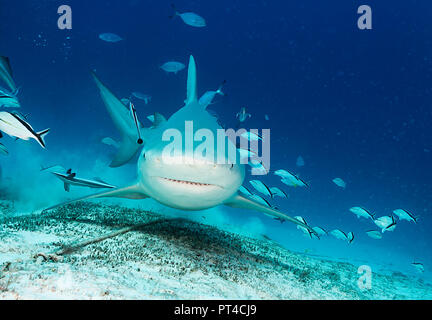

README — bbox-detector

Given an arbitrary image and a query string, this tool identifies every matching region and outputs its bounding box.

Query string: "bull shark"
[0,56,17,92]
[46,56,317,236]
[51,169,116,192]
[91,71,143,167]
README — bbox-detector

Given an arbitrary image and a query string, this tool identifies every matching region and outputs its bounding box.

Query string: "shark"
[51,169,116,192]
[91,71,143,167]
[0,56,17,92]
[46,56,317,236]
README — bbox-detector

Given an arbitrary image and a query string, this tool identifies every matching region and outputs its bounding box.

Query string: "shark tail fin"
[44,184,148,212]
[36,128,50,148]
[186,55,198,105]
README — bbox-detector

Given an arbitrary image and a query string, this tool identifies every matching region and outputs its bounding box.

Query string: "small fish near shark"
[330,229,354,243]
[0,111,49,148]
[51,169,116,192]
[170,4,206,28]
[45,56,317,237]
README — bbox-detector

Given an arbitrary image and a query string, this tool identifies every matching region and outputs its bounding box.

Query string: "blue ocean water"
[0,0,431,286]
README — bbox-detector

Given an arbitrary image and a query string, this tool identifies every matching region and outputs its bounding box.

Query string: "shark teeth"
[160,177,213,186]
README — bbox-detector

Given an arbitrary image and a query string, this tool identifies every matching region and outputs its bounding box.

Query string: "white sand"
[0,202,431,300]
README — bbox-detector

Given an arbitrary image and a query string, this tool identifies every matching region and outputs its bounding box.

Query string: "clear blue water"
[0,1,431,285]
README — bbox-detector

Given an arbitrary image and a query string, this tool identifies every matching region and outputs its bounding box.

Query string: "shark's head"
[137,56,245,210]
[138,142,244,210]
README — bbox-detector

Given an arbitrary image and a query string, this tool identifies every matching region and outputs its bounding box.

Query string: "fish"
[91,71,144,167]
[51,169,116,192]
[275,169,309,188]
[198,80,226,108]
[99,33,123,43]
[0,142,8,155]
[46,56,317,237]
[312,226,328,237]
[160,61,185,74]
[129,102,144,144]
[294,216,316,239]
[332,177,346,189]
[270,187,288,198]
[132,92,152,104]
[393,209,417,223]
[0,111,49,148]
[170,4,206,28]
[249,180,273,198]
[347,232,354,243]
[296,156,304,167]
[366,230,382,239]
[330,229,353,243]
[248,159,269,175]
[374,215,397,233]
[0,56,17,92]
[236,107,251,123]
[241,131,262,142]
[264,114,269,121]
[411,262,424,273]
[0,86,20,108]
[349,207,374,220]
[147,114,155,123]
[238,185,253,197]
[101,137,120,149]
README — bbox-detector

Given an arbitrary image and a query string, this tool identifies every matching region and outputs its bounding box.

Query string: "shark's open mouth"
[155,177,222,188]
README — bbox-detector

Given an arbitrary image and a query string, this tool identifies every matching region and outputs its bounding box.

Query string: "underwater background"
[0,0,431,294]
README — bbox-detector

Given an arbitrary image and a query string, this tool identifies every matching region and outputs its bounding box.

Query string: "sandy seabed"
[0,202,431,300]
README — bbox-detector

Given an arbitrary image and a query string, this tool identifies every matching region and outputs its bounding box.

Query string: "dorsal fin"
[186,55,197,104]
[153,112,167,127]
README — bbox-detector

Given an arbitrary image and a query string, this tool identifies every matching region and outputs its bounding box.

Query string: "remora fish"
[0,56,17,91]
[91,70,144,167]
[170,4,206,27]
[46,56,317,236]
[51,169,116,192]
[0,111,49,148]
[393,209,417,223]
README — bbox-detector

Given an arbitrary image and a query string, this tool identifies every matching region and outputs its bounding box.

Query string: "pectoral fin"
[224,194,318,237]
[44,183,147,212]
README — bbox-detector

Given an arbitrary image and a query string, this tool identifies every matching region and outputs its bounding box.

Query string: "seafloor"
[0,202,431,299]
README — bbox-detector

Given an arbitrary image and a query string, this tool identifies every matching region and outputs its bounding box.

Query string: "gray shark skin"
[0,56,17,92]
[46,56,317,236]
[91,71,143,167]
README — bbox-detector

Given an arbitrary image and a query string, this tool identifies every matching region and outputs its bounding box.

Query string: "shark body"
[47,56,316,236]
